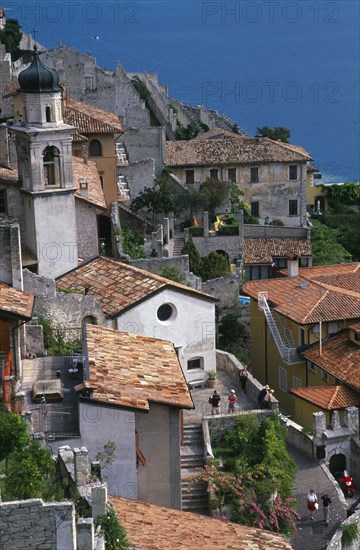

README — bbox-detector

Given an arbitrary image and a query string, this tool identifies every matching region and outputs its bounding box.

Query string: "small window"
[299,327,306,346]
[228,168,236,182]
[289,200,298,216]
[185,169,195,184]
[308,361,317,374]
[279,366,287,392]
[250,167,259,183]
[43,146,60,186]
[209,168,219,180]
[322,370,329,382]
[289,165,298,180]
[292,376,302,389]
[89,139,102,157]
[300,257,309,267]
[251,201,259,217]
[45,106,51,122]
[187,358,203,371]
[0,190,7,213]
[157,303,174,322]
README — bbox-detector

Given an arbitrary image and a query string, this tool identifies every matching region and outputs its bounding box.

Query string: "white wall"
[78,402,137,499]
[116,288,216,382]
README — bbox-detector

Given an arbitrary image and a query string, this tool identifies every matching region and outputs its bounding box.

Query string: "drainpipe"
[264,317,268,385]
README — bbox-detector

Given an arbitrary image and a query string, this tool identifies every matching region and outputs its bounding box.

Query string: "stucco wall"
[116,288,216,382]
[77,402,137,499]
[136,404,181,508]
[75,200,99,260]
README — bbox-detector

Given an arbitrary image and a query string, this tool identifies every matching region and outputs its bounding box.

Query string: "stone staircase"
[181,425,209,515]
[116,143,129,166]
[172,236,185,257]
[117,174,130,202]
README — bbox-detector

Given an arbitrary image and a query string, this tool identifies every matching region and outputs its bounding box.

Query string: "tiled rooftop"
[290,385,360,410]
[302,330,360,391]
[165,128,312,167]
[0,282,34,320]
[72,156,106,210]
[244,263,360,324]
[64,98,124,135]
[57,256,217,318]
[79,325,194,411]
[244,238,312,264]
[350,322,360,334]
[0,165,18,183]
[111,496,293,550]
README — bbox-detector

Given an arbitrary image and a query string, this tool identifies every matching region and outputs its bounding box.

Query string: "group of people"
[306,489,332,526]
[208,367,249,415]
[209,389,238,415]
[257,385,274,409]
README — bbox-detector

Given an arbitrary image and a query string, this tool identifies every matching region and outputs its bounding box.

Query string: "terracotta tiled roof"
[57,256,217,318]
[244,263,360,324]
[350,323,360,334]
[0,282,34,320]
[0,165,18,183]
[64,98,124,135]
[72,156,106,210]
[79,325,194,410]
[111,496,293,550]
[244,238,312,264]
[290,385,360,410]
[166,129,312,167]
[302,330,360,391]
[307,164,319,172]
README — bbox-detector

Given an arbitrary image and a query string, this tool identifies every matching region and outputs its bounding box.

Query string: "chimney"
[287,253,299,277]
[81,144,88,165]
[79,178,88,197]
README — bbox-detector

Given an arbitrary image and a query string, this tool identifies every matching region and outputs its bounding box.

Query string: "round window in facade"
[157,303,175,322]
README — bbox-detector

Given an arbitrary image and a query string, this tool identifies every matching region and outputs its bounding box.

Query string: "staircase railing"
[258,292,299,364]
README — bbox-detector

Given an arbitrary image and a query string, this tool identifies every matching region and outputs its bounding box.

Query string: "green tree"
[0,409,30,463]
[0,19,22,60]
[131,178,174,225]
[3,440,55,500]
[321,182,360,206]
[256,126,291,143]
[218,313,244,351]
[200,251,230,281]
[175,121,208,140]
[160,265,188,284]
[181,237,203,276]
[200,179,230,218]
[311,220,352,265]
[120,225,146,259]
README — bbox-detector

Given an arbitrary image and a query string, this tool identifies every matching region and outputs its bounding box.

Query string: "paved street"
[185,367,354,549]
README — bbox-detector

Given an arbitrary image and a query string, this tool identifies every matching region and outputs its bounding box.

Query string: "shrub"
[200,252,230,281]
[189,226,204,237]
[96,507,129,550]
[341,523,359,548]
[217,224,239,236]
[160,266,188,284]
[120,225,146,259]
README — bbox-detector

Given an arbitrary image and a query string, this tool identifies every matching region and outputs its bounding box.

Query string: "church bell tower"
[9,48,78,278]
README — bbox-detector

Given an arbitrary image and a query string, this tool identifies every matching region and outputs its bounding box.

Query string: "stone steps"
[172,237,185,257]
[181,425,209,515]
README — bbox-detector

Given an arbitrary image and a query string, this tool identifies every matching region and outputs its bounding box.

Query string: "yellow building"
[243,262,360,422]
[306,163,328,211]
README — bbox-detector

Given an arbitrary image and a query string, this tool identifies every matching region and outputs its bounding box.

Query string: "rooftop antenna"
[31,27,38,42]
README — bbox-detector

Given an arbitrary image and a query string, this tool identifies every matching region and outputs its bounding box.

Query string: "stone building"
[57,256,217,384]
[165,128,313,227]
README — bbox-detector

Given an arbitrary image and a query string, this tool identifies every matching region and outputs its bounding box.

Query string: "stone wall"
[202,275,239,308]
[128,255,201,290]
[23,270,109,334]
[119,157,155,200]
[191,235,243,262]
[0,221,23,288]
[75,200,99,260]
[243,224,309,239]
[121,127,165,177]
[0,499,76,550]
[327,510,360,550]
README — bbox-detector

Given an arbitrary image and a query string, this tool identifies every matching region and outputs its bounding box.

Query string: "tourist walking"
[209,390,221,415]
[227,389,237,414]
[306,489,318,520]
[238,367,249,395]
[257,385,269,408]
[321,492,332,526]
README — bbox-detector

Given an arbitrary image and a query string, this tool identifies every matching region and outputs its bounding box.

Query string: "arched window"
[42,146,60,186]
[45,106,51,122]
[89,139,102,157]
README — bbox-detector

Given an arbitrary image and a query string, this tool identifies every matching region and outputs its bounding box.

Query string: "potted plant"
[207,370,217,388]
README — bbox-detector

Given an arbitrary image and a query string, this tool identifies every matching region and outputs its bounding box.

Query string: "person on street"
[306,489,318,520]
[227,389,237,414]
[210,390,221,415]
[321,492,332,526]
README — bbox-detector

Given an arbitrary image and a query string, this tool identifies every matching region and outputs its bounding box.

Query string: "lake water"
[6,0,360,182]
